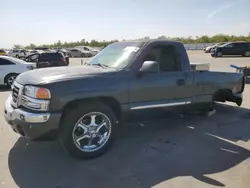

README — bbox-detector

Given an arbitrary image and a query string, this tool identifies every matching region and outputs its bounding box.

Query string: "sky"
[1,0,250,48]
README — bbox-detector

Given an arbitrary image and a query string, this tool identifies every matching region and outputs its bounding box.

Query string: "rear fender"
[213,89,243,106]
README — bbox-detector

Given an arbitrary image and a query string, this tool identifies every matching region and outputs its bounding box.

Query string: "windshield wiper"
[89,62,109,69]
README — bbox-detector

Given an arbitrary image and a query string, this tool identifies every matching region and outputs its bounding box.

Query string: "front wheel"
[5,73,18,88]
[216,52,223,57]
[59,101,118,159]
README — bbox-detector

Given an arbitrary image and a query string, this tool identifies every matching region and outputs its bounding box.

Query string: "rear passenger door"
[129,44,193,110]
[234,43,248,55]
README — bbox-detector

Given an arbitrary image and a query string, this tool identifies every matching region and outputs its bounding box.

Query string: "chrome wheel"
[72,112,112,152]
[217,52,223,57]
[7,75,16,86]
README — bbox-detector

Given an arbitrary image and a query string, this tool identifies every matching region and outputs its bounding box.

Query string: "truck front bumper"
[4,96,61,139]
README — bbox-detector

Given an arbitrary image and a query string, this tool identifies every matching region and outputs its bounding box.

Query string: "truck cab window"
[144,45,181,72]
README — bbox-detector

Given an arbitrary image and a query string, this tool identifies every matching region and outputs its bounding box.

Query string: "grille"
[11,82,23,108]
[12,85,19,103]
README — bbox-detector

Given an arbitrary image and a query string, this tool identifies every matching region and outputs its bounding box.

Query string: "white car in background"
[68,48,92,57]
[75,46,100,56]
[7,49,26,58]
[25,50,44,57]
[0,56,36,87]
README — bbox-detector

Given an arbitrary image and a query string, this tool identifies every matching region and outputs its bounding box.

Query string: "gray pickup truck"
[4,40,245,159]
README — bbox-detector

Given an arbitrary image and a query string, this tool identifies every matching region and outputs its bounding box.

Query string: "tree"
[13,44,23,49]
[14,34,250,49]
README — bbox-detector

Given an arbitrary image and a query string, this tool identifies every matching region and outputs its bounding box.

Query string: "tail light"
[232,76,245,94]
[60,57,65,61]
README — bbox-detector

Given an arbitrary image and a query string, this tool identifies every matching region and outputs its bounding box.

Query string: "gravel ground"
[0,51,250,188]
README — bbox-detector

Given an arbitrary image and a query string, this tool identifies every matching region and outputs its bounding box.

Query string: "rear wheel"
[5,73,18,88]
[59,101,118,159]
[81,53,86,57]
[244,51,250,57]
[216,52,223,57]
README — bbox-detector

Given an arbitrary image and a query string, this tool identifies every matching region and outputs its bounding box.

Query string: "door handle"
[177,79,185,85]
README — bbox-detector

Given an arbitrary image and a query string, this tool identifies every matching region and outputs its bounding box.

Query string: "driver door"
[129,44,193,113]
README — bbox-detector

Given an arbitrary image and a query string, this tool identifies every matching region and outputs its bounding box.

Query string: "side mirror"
[139,61,159,73]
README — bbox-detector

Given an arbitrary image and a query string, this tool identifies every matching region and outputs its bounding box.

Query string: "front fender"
[47,75,129,112]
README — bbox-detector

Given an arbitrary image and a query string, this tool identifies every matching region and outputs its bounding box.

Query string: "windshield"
[87,42,144,69]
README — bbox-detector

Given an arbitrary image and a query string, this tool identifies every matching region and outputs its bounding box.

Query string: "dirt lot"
[0,51,250,188]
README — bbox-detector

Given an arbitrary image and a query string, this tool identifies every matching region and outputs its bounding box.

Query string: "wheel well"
[60,97,122,123]
[4,73,18,83]
[212,89,230,102]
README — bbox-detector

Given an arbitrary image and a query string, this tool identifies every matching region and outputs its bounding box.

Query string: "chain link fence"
[184,43,218,50]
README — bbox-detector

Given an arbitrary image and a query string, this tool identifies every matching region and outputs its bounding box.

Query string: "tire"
[59,101,118,159]
[243,51,250,57]
[216,51,223,57]
[5,73,18,88]
[81,53,85,57]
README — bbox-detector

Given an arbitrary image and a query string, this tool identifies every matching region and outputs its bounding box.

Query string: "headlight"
[27,65,34,70]
[21,95,50,111]
[23,86,51,99]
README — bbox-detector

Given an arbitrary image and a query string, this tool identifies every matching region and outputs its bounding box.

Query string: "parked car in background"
[204,42,226,53]
[0,56,35,87]
[24,52,69,68]
[4,40,245,159]
[56,49,70,57]
[75,46,100,56]
[7,49,25,58]
[68,48,92,57]
[34,47,50,51]
[211,42,250,57]
[0,49,6,56]
[25,50,44,57]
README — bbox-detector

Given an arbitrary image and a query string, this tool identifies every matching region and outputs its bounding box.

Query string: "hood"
[206,46,213,50]
[16,65,113,85]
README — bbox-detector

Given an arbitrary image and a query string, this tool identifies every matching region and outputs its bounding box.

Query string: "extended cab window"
[143,45,181,72]
[0,59,15,65]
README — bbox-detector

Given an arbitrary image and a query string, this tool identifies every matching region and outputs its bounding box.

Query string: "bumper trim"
[5,95,50,123]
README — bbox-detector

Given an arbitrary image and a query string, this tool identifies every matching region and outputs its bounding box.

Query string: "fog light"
[20,114,25,121]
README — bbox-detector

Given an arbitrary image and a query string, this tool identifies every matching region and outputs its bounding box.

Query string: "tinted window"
[70,49,78,52]
[234,43,247,48]
[0,58,15,65]
[39,53,63,61]
[143,45,181,72]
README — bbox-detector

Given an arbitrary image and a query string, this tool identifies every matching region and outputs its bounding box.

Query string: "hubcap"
[72,112,112,152]
[8,76,16,86]
[217,52,222,57]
